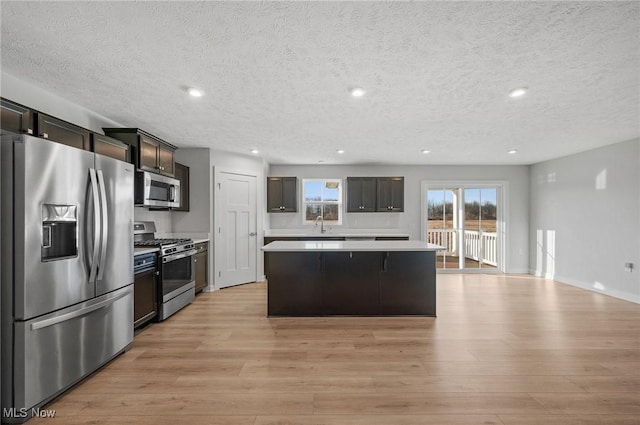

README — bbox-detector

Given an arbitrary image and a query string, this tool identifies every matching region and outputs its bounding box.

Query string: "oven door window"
[161,255,194,300]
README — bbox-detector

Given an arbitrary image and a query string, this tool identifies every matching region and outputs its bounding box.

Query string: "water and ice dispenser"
[41,204,78,261]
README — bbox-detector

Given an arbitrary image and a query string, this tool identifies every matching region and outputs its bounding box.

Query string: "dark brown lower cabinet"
[267,252,324,316]
[194,242,208,294]
[134,268,158,329]
[265,250,436,316]
[379,251,436,315]
[323,252,380,315]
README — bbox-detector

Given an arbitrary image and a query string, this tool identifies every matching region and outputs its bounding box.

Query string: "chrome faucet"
[315,215,326,233]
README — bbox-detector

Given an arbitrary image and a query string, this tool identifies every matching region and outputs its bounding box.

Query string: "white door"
[216,172,257,289]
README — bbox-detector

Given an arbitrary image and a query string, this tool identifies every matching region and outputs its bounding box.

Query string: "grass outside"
[427,219,497,232]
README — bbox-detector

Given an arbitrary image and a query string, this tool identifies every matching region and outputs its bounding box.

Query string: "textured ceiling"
[1,1,639,165]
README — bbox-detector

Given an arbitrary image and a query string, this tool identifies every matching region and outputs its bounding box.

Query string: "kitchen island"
[262,240,443,317]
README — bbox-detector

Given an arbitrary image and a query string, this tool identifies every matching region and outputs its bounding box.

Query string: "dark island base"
[265,251,436,316]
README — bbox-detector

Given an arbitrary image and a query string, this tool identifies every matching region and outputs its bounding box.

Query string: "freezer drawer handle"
[30,290,130,331]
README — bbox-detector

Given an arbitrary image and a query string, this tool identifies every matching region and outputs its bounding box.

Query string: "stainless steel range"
[134,222,196,320]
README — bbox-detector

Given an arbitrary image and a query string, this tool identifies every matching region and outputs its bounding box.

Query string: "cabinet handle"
[194,259,197,263]
[382,252,389,272]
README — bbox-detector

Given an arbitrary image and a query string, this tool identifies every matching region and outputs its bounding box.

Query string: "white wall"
[172,148,212,233]
[270,164,530,273]
[529,138,640,303]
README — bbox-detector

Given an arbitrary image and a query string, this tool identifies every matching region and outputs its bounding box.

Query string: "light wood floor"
[436,254,497,269]
[32,274,640,425]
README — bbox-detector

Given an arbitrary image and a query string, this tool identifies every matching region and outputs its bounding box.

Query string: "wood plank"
[313,392,548,415]
[529,392,640,414]
[498,415,640,425]
[254,415,504,425]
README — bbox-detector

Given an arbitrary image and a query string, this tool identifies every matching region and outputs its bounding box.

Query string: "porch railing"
[426,228,498,267]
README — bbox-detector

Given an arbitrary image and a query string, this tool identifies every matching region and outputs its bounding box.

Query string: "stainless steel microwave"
[134,171,181,208]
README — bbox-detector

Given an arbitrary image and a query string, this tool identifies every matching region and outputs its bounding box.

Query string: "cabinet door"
[158,144,175,176]
[134,269,157,328]
[1,98,34,135]
[194,250,208,293]
[267,178,284,212]
[37,113,91,151]
[361,178,377,211]
[281,177,298,212]
[138,135,159,172]
[173,162,190,211]
[266,252,324,316]
[346,177,363,212]
[380,251,435,315]
[376,177,404,212]
[92,134,129,162]
[324,252,380,315]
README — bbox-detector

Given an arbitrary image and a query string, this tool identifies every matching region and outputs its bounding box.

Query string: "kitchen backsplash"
[134,207,172,234]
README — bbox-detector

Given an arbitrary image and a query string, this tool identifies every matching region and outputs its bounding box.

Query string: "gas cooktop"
[134,238,192,247]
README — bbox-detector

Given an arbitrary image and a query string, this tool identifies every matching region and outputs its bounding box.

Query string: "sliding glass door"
[425,185,502,271]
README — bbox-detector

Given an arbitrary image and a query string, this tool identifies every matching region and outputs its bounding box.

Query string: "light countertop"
[264,229,410,238]
[262,240,444,252]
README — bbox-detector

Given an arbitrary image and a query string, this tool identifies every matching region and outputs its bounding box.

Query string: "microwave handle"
[169,185,176,202]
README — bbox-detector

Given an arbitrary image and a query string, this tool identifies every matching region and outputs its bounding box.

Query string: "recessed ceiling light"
[336,149,345,154]
[421,149,431,154]
[350,87,366,97]
[508,87,528,98]
[187,87,205,97]
[250,149,259,154]
[508,149,518,154]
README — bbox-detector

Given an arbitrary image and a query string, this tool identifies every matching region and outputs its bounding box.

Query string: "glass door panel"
[426,189,460,270]
[426,185,501,271]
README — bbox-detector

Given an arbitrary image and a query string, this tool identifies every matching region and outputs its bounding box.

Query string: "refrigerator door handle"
[88,168,101,283]
[97,169,109,281]
[29,289,130,331]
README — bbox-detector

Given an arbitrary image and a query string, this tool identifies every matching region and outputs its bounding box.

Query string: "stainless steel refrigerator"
[1,134,134,422]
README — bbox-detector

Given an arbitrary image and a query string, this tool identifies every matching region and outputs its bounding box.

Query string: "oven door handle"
[163,249,197,263]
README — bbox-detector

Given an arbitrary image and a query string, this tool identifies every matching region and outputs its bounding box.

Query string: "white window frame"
[302,178,343,225]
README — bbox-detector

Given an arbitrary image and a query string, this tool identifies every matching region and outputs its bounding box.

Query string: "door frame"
[213,167,260,289]
[421,180,508,273]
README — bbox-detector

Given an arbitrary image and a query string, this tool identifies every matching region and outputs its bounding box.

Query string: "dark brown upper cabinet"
[37,113,91,151]
[267,177,297,212]
[92,133,129,162]
[346,177,377,212]
[376,177,404,212]
[173,162,190,211]
[1,98,34,135]
[103,128,177,177]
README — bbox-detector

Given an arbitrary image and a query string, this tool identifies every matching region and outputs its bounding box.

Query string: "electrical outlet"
[624,262,634,272]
